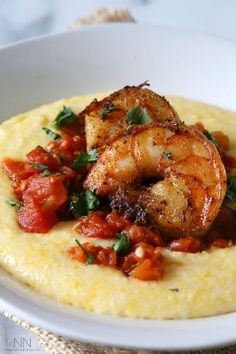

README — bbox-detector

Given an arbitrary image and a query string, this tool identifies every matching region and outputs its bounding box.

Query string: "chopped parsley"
[75,239,94,265]
[69,190,100,217]
[203,130,219,149]
[127,107,152,125]
[224,176,236,210]
[71,149,98,169]
[100,102,118,118]
[5,199,22,212]
[28,163,60,177]
[42,127,61,140]
[113,232,130,255]
[226,176,236,202]
[59,153,65,162]
[28,162,48,170]
[40,170,61,177]
[53,106,76,129]
[163,151,173,160]
[169,288,179,292]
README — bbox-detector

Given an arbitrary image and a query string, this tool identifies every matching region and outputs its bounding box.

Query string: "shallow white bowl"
[0,24,236,351]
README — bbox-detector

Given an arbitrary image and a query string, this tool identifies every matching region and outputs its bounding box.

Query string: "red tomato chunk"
[19,175,68,233]
[68,242,117,267]
[77,211,132,239]
[26,146,59,171]
[122,242,164,281]
[124,224,164,246]
[168,237,201,253]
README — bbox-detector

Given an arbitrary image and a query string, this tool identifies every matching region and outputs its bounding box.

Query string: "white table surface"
[0,0,236,352]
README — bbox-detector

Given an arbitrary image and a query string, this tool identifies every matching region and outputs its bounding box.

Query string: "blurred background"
[0,0,236,47]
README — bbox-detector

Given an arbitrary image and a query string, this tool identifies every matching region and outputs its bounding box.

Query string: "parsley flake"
[75,239,94,265]
[28,162,48,170]
[127,107,152,125]
[224,176,236,210]
[69,190,100,217]
[113,232,130,255]
[59,153,65,162]
[163,151,173,160]
[226,176,236,202]
[203,130,219,149]
[42,127,61,140]
[5,199,22,212]
[40,170,61,177]
[53,106,76,129]
[169,288,179,292]
[71,149,98,169]
[100,102,118,118]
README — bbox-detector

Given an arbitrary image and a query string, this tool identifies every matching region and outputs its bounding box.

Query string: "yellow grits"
[0,93,236,319]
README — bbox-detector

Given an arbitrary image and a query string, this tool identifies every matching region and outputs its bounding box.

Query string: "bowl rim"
[1,23,236,351]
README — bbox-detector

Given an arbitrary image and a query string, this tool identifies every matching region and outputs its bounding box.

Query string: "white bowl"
[0,24,236,351]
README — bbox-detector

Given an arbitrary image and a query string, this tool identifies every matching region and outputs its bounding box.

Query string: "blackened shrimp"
[84,122,227,237]
[82,84,180,151]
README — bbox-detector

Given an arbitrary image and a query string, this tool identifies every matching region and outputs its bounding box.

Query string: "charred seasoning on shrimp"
[85,121,227,237]
[2,83,235,282]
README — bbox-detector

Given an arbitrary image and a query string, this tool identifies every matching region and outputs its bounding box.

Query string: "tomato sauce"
[2,114,236,281]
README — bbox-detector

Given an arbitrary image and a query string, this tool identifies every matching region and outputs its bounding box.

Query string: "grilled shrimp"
[82,84,180,151]
[84,122,227,237]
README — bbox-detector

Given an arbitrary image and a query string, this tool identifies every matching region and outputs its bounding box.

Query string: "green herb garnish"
[69,190,100,217]
[53,106,76,129]
[203,130,219,148]
[169,288,179,292]
[28,162,48,170]
[226,176,236,201]
[5,199,22,212]
[224,176,236,210]
[163,151,173,160]
[113,232,130,255]
[71,149,98,169]
[75,239,94,265]
[42,127,61,140]
[40,170,61,177]
[100,102,118,118]
[127,107,152,125]
[59,153,65,162]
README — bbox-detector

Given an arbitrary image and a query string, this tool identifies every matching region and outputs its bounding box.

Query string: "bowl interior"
[0,24,236,350]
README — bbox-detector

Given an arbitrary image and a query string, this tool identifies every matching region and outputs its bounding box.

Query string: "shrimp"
[84,122,227,238]
[82,84,180,151]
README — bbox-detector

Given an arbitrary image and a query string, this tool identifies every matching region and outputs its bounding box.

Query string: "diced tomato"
[130,258,164,281]
[22,175,67,210]
[106,211,132,232]
[192,122,205,132]
[211,239,233,248]
[47,133,86,166]
[220,150,236,172]
[67,242,117,267]
[122,242,164,281]
[77,211,117,239]
[67,244,88,263]
[212,131,229,151]
[60,121,85,137]
[18,175,68,233]
[168,237,201,253]
[124,224,164,246]
[2,159,32,182]
[59,166,76,183]
[26,146,59,171]
[18,199,58,233]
